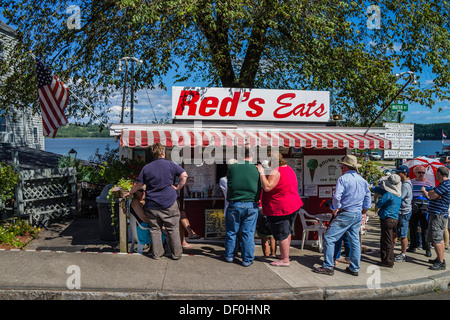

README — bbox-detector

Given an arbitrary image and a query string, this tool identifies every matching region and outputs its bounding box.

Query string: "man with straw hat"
[313,155,371,276]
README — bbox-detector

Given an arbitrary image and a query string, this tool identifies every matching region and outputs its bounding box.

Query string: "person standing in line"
[313,155,371,276]
[421,166,450,270]
[393,165,413,263]
[372,174,402,268]
[224,144,261,267]
[219,158,238,218]
[256,151,303,267]
[127,143,188,260]
[408,165,433,257]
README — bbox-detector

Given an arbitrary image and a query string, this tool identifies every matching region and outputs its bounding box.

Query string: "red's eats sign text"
[172,87,329,122]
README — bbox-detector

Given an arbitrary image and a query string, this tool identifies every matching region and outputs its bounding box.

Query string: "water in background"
[45,138,119,161]
[413,140,444,158]
[45,138,443,161]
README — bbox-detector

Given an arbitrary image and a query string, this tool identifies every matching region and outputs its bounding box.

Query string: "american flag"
[35,58,69,137]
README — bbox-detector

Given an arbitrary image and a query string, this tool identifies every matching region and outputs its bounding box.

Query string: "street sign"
[383,122,414,160]
[390,104,408,112]
[384,150,414,159]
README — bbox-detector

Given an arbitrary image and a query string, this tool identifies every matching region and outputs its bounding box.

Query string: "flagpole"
[67,89,109,127]
[30,51,109,128]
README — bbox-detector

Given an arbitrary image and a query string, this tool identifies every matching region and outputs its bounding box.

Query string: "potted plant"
[106,178,134,236]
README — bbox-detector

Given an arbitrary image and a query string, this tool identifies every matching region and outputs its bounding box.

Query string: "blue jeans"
[395,211,412,239]
[334,232,351,261]
[322,211,362,272]
[225,201,258,264]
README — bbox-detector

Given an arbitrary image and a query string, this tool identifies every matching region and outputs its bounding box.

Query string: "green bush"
[0,162,20,204]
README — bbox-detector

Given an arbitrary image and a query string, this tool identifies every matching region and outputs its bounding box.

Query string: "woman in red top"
[257,152,303,267]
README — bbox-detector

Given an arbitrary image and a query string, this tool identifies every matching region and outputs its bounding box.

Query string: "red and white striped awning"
[121,129,391,150]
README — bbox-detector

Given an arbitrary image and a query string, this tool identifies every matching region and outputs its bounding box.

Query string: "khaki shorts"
[427,214,446,243]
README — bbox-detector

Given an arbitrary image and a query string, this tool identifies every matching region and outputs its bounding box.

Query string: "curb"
[324,271,450,300]
[1,273,449,300]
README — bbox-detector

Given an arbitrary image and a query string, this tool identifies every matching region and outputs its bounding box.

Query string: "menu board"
[183,163,216,195]
[285,158,303,196]
[204,209,226,239]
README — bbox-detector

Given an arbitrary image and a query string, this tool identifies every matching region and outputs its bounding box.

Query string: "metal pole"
[364,77,413,136]
[130,61,134,124]
[120,60,129,123]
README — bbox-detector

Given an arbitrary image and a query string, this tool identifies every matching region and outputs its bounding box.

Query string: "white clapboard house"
[0,21,45,151]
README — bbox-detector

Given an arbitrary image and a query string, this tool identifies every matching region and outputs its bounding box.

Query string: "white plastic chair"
[299,209,328,253]
[129,213,149,254]
[127,199,150,254]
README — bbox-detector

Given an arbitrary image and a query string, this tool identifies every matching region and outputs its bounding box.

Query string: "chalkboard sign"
[204,209,226,239]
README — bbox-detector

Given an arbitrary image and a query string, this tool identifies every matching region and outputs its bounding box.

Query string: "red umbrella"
[403,156,445,187]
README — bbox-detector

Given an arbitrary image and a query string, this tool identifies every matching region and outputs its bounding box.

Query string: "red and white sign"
[172,87,330,123]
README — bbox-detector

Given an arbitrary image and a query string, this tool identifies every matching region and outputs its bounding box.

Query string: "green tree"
[0,1,449,126]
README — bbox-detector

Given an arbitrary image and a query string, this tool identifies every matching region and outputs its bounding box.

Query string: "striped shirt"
[411,178,433,200]
[428,179,450,217]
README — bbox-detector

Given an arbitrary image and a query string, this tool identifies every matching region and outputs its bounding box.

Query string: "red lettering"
[292,103,306,116]
[175,90,200,116]
[274,93,295,118]
[219,92,240,117]
[246,98,264,117]
[199,97,219,116]
[313,103,327,117]
[274,95,328,119]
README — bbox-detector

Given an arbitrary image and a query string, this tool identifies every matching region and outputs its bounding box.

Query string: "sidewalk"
[0,213,449,300]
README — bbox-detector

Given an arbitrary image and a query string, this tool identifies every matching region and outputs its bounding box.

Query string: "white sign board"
[303,155,342,185]
[383,123,414,132]
[172,86,330,123]
[383,123,414,160]
[384,150,414,159]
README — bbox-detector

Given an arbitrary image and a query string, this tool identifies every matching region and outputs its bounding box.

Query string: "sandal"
[182,244,193,249]
[189,234,201,239]
[270,260,290,267]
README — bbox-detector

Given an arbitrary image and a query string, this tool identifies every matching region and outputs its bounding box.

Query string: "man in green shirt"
[224,144,261,267]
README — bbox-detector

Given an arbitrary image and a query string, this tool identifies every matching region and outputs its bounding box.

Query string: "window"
[0,40,4,60]
[0,114,6,132]
[33,126,39,144]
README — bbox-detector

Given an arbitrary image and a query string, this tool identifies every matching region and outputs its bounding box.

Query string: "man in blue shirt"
[421,166,450,270]
[313,155,371,276]
[128,143,188,260]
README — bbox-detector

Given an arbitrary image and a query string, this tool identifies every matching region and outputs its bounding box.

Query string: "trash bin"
[96,184,119,241]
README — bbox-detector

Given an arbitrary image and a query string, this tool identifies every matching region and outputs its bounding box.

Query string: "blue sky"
[1,10,449,126]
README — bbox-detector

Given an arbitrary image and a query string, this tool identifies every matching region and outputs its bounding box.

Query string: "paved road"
[393,288,450,300]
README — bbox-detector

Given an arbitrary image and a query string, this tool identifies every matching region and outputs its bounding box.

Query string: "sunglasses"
[417,172,425,174]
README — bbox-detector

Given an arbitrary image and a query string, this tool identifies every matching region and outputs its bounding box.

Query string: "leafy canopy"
[0,0,449,126]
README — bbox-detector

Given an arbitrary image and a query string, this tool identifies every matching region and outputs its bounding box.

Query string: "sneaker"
[242,260,253,267]
[377,262,394,268]
[223,255,234,263]
[345,266,359,276]
[425,250,432,257]
[406,247,416,253]
[395,254,407,262]
[313,266,334,276]
[429,260,446,271]
[428,257,439,264]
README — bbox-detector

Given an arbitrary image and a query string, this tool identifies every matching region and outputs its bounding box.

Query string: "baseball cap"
[394,165,409,175]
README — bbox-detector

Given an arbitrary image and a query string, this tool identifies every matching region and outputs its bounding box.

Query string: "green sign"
[391,103,408,112]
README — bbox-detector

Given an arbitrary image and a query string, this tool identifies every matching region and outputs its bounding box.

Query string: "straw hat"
[339,155,362,170]
[382,174,402,197]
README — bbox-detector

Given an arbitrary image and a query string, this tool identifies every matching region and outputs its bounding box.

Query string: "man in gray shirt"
[393,165,413,262]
